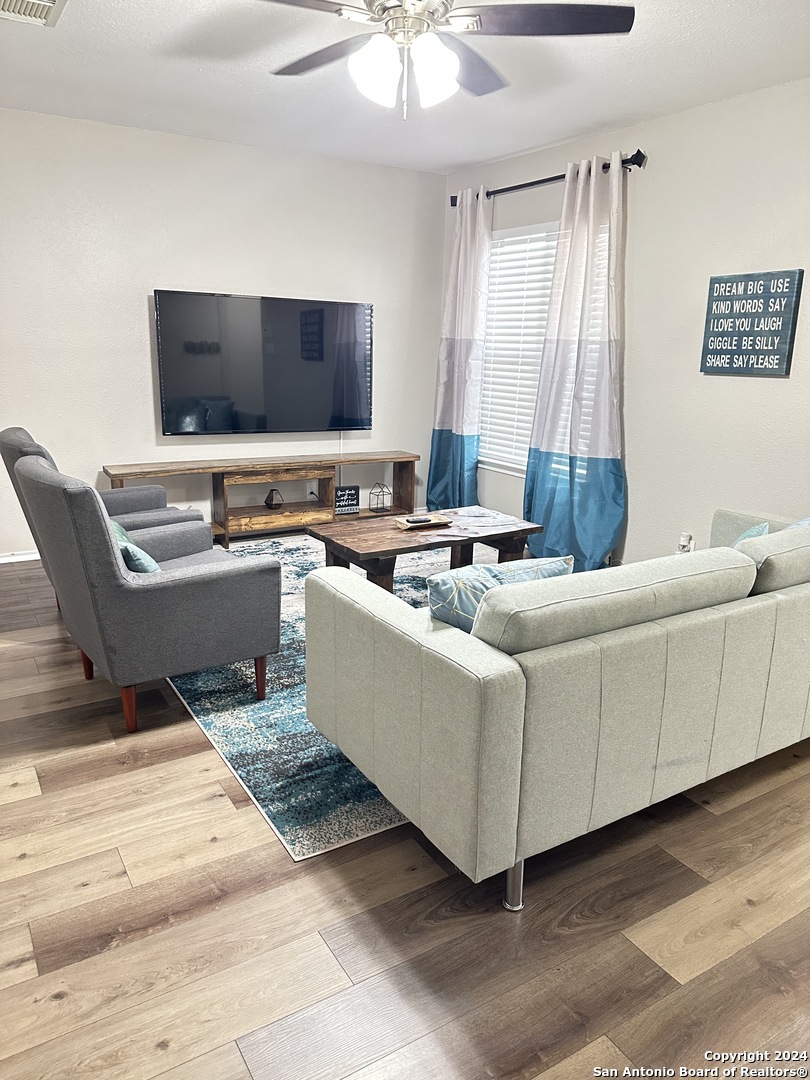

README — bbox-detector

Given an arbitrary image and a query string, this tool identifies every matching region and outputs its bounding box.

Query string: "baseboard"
[0,550,40,564]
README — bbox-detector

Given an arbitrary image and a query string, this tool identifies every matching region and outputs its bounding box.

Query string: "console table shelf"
[103,451,419,547]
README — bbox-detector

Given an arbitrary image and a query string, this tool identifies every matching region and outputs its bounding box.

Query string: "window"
[479,223,559,473]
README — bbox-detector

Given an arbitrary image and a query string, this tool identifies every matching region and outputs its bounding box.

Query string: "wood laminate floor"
[1,559,809,1079]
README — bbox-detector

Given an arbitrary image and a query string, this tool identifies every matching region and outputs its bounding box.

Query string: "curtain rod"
[449,148,647,207]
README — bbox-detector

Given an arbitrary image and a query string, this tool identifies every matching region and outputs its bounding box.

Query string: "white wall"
[448,79,810,562]
[0,109,446,554]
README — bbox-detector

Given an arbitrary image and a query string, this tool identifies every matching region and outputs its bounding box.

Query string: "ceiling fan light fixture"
[410,32,460,108]
[347,34,402,108]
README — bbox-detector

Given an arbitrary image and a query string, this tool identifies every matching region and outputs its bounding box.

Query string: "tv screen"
[154,290,373,435]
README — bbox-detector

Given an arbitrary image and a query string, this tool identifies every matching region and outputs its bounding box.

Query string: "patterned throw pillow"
[732,522,769,547]
[784,516,810,530]
[427,556,574,633]
[108,519,161,573]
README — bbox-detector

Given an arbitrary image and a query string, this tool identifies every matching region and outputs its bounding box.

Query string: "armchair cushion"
[159,549,235,570]
[101,485,205,531]
[118,520,214,562]
[99,486,168,514]
[112,507,204,531]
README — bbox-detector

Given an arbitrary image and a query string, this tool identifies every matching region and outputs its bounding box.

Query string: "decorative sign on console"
[700,269,803,378]
[335,485,360,515]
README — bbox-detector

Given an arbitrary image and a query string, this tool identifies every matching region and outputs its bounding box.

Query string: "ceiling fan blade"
[259,0,348,14]
[274,33,374,74]
[449,4,635,37]
[434,32,506,95]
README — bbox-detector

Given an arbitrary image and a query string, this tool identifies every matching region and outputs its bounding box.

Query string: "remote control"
[405,516,432,524]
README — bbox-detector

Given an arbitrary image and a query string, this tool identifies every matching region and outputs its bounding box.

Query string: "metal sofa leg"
[503,860,525,912]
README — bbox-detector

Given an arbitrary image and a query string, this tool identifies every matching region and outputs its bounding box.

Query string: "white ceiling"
[0,0,808,174]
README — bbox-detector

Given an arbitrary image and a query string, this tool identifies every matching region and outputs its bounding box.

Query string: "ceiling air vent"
[0,0,68,27]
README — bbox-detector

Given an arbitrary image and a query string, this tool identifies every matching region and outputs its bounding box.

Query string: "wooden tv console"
[103,451,419,548]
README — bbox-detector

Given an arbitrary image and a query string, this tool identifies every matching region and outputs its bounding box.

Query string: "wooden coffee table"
[307,505,544,592]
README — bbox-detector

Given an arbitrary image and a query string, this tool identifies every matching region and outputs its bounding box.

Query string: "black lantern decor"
[369,483,392,514]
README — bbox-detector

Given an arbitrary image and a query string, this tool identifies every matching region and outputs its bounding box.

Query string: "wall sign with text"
[700,269,803,378]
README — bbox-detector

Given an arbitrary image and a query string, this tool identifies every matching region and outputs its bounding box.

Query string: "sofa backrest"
[0,426,59,578]
[471,548,756,655]
[14,455,129,667]
[733,524,810,594]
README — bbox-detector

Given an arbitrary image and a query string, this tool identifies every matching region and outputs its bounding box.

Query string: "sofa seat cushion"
[471,548,756,655]
[733,524,810,594]
[428,557,574,633]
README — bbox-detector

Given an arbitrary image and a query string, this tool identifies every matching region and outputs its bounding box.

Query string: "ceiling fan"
[264,0,635,117]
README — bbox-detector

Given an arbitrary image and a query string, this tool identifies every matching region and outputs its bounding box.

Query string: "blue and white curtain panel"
[524,151,627,571]
[426,187,491,511]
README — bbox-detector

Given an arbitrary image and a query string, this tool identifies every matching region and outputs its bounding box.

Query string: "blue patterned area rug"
[170,533,491,860]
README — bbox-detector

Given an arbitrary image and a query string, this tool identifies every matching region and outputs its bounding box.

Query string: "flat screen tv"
[154,289,373,435]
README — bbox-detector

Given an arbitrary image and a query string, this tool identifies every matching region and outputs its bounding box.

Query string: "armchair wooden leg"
[255,656,267,701]
[121,687,138,733]
[80,650,94,680]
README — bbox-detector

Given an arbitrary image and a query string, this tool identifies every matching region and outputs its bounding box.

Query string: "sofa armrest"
[99,486,168,514]
[710,509,794,548]
[123,520,213,562]
[304,567,527,882]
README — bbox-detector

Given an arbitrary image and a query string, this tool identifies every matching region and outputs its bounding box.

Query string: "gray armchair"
[15,455,281,733]
[1,426,204,583]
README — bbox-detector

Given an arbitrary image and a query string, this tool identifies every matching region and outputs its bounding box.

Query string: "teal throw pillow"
[732,522,769,547]
[785,516,810,530]
[108,520,161,573]
[427,556,574,633]
[120,542,161,573]
[109,520,130,544]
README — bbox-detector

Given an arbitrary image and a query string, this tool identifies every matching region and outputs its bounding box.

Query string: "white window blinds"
[479,223,559,472]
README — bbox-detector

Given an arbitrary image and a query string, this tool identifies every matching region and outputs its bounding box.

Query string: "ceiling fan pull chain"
[401,41,409,119]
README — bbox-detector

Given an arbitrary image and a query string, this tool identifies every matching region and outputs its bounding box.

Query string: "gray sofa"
[305,509,810,909]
